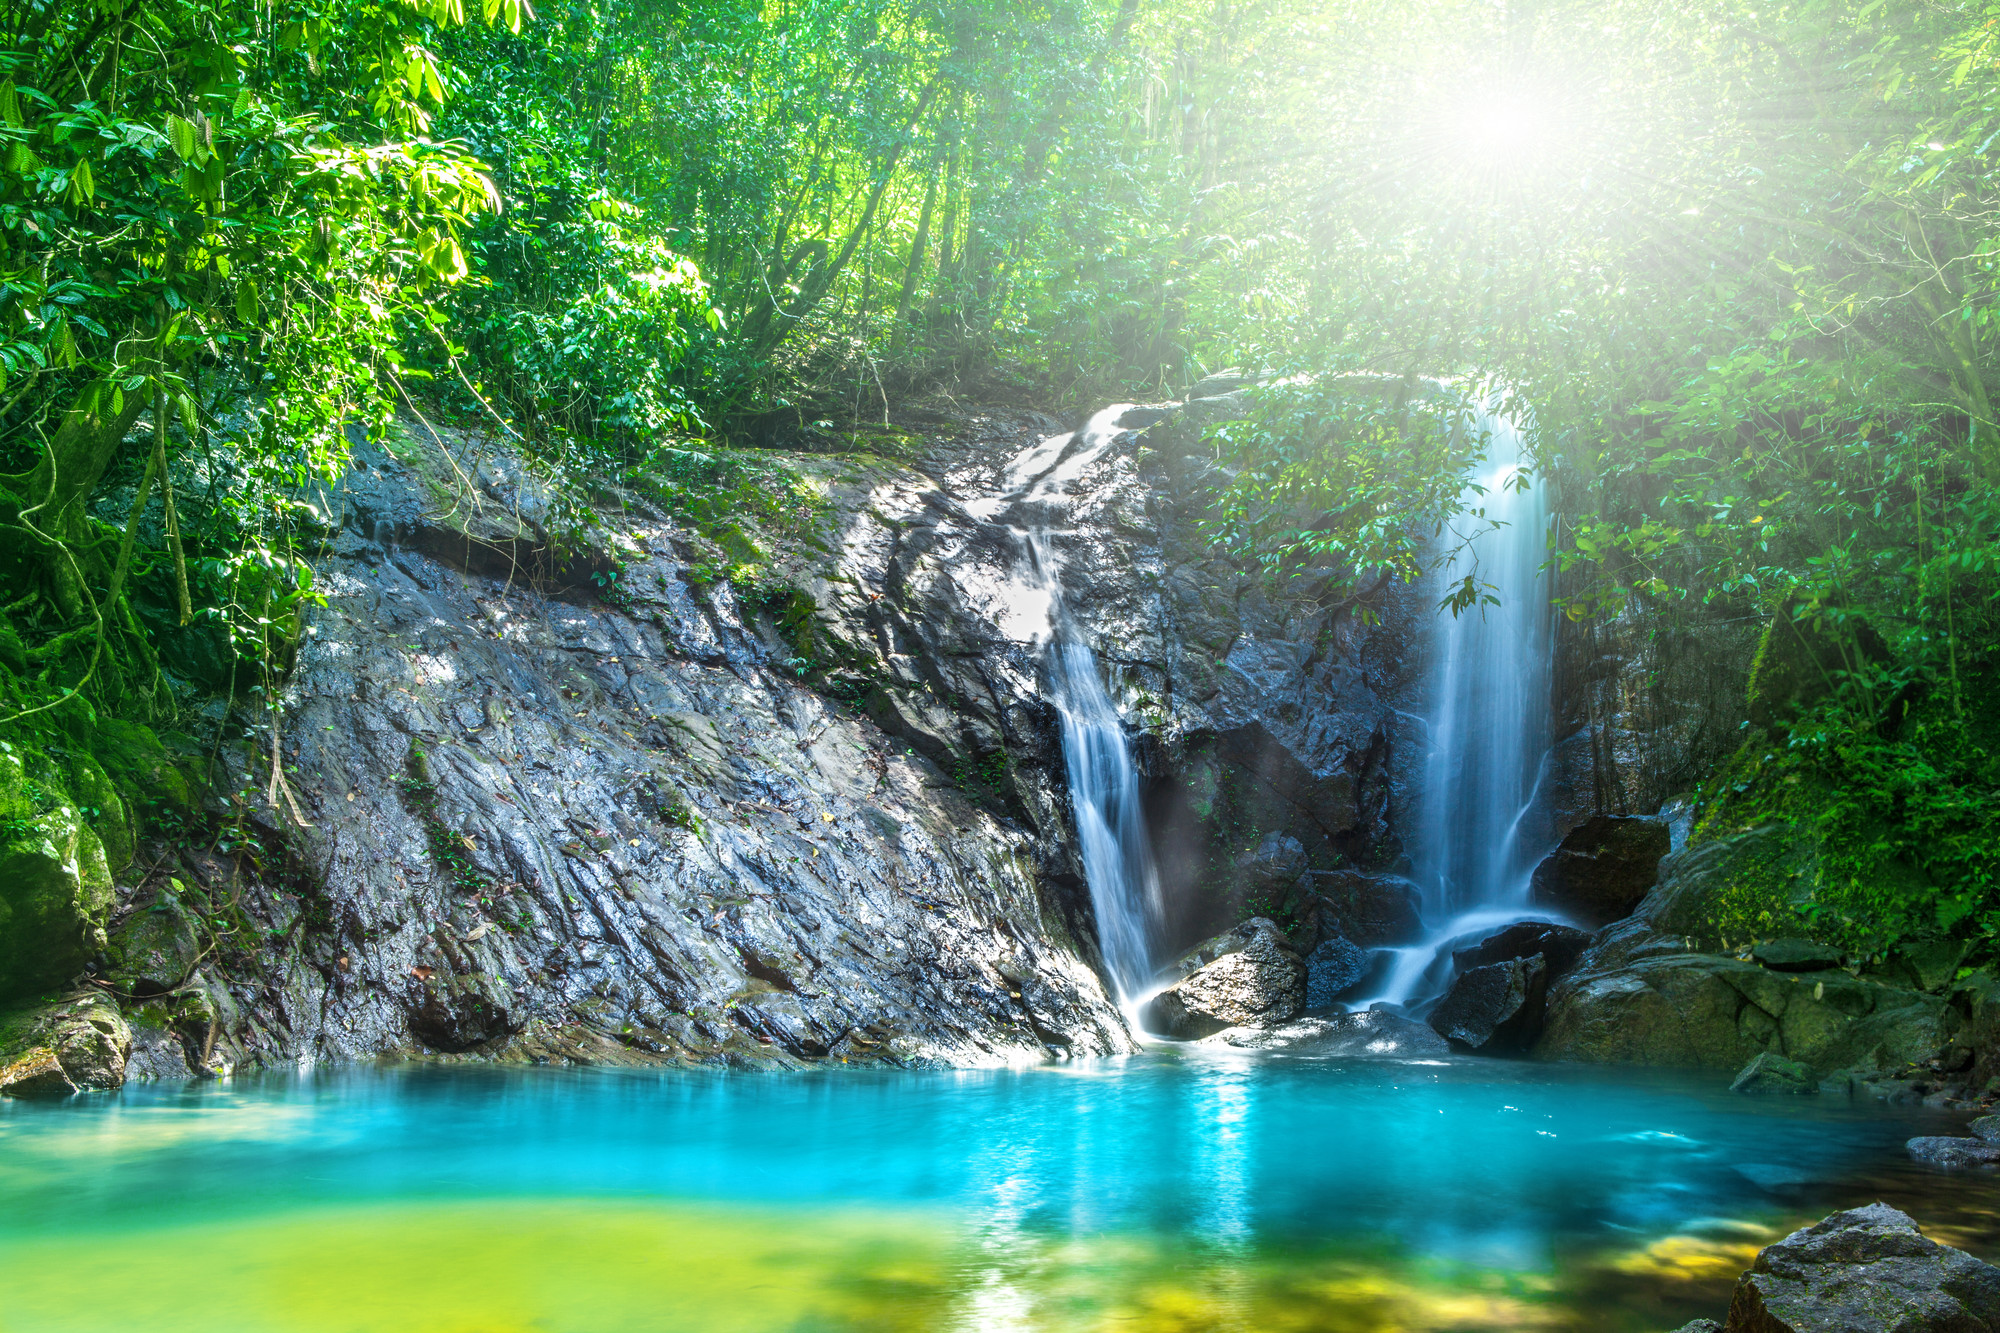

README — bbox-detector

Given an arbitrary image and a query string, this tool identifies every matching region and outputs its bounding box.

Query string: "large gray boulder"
[1139,918,1304,1039]
[1725,1203,2000,1331]
[1430,954,1549,1052]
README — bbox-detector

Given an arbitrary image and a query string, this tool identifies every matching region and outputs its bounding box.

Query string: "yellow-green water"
[0,1056,1990,1332]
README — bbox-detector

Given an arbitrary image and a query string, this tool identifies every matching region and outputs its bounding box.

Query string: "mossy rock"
[0,752,116,1003]
[105,887,203,996]
[1648,823,1819,948]
[0,991,130,1090]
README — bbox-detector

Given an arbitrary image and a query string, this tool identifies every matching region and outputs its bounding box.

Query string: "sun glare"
[1464,92,1553,156]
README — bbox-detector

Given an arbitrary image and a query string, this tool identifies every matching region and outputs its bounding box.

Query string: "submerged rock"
[1203,1010,1450,1058]
[1527,815,1669,928]
[1304,935,1366,1009]
[1907,1137,2000,1169]
[1724,1203,2000,1331]
[1140,919,1304,1039]
[1730,1052,1816,1095]
[1429,954,1549,1052]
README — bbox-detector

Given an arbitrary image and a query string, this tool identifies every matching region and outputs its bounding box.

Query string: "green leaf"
[166,113,197,162]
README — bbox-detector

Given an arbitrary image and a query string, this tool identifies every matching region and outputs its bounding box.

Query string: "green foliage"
[1203,378,1493,610]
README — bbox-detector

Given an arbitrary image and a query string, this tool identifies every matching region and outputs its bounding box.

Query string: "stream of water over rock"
[970,405,1165,1004]
[1361,402,1561,1012]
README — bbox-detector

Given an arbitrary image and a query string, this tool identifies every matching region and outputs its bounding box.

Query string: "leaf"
[166,113,197,162]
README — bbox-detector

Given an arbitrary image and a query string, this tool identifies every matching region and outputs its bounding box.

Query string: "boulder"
[1731,1052,1816,1095]
[1203,1011,1451,1059]
[1528,815,1669,927]
[0,1045,75,1097]
[1304,935,1366,1009]
[1186,370,1257,400]
[1534,828,1951,1077]
[105,887,204,996]
[1429,954,1549,1052]
[1536,950,1947,1075]
[1750,939,1843,973]
[1908,1137,2000,1169]
[1670,1323,1721,1333]
[1304,870,1424,948]
[1452,921,1593,978]
[0,992,131,1092]
[1969,1115,2000,1143]
[1139,918,1304,1039]
[1724,1203,2000,1331]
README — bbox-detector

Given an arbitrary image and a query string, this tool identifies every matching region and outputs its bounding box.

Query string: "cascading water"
[974,406,1165,1006]
[1362,401,1558,1010]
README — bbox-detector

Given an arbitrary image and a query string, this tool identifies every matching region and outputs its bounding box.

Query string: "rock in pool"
[1908,1136,2000,1169]
[1201,1011,1451,1059]
[1730,1052,1817,1095]
[1725,1202,2000,1331]
[1139,919,1304,1039]
[1429,954,1549,1052]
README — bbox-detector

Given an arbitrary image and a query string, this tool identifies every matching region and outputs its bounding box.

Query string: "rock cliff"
[34,388,1423,1081]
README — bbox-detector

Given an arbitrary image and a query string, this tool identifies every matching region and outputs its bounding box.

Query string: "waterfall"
[1362,401,1557,1010]
[1414,404,1553,917]
[977,406,1165,1005]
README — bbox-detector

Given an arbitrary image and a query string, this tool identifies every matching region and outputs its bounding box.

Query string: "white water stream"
[1358,402,1559,1011]
[975,406,1165,1004]
[976,398,1555,1020]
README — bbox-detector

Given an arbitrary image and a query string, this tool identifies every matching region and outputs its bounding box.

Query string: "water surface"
[0,1051,1990,1332]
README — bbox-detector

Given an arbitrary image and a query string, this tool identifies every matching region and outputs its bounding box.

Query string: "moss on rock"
[0,748,116,1002]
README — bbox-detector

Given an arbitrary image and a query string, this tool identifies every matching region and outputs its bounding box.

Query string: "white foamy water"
[1360,400,1560,1010]
[976,407,1165,1004]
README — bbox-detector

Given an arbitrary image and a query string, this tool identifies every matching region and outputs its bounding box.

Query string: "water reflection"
[0,1054,1993,1331]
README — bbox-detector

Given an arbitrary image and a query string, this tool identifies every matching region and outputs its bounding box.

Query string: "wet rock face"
[1724,1203,2000,1332]
[67,389,1424,1081]
[1451,922,1592,977]
[1527,815,1669,928]
[145,414,1176,1075]
[1304,935,1366,1009]
[1294,871,1424,949]
[1139,919,1304,1038]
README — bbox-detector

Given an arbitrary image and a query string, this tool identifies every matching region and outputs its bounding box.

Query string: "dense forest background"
[1,0,1996,958]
